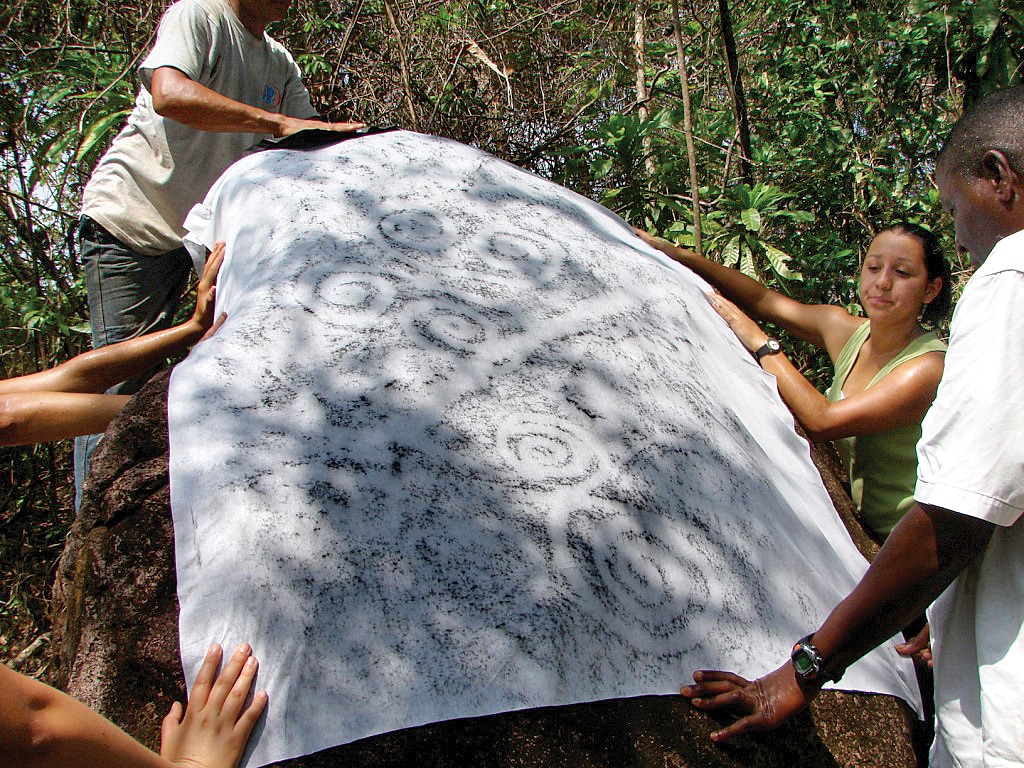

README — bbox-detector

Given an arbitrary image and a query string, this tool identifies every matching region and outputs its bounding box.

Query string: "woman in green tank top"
[635,223,951,541]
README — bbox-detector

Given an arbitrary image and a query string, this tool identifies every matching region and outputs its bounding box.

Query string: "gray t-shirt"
[81,0,317,254]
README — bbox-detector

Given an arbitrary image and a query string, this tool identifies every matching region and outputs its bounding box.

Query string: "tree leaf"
[740,207,762,232]
[764,243,804,281]
[720,235,741,268]
[971,0,1000,43]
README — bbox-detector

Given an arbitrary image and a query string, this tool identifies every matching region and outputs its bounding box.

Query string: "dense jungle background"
[1,0,1022,679]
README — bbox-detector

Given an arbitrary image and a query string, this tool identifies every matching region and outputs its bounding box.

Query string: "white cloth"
[917,229,1024,768]
[81,0,316,254]
[171,131,921,768]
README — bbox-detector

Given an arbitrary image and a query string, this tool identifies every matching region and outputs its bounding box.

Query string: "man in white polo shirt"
[680,86,1024,767]
[76,0,363,493]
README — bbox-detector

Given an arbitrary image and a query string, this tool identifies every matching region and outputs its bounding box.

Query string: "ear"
[923,276,943,306]
[981,149,1020,204]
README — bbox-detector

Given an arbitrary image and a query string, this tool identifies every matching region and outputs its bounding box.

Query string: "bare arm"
[681,503,994,741]
[0,392,131,446]
[0,243,224,398]
[150,67,365,138]
[708,293,943,441]
[0,644,266,768]
[0,245,226,446]
[634,228,859,354]
[0,663,171,768]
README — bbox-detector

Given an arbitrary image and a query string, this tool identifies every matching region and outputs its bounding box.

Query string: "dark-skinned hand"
[681,662,820,742]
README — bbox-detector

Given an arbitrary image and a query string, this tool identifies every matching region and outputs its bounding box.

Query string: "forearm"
[46,321,203,394]
[152,73,295,135]
[0,392,130,446]
[1,242,221,399]
[1,666,171,768]
[810,503,993,679]
[758,352,843,441]
[680,505,992,743]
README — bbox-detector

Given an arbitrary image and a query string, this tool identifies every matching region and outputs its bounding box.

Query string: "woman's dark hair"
[883,222,952,326]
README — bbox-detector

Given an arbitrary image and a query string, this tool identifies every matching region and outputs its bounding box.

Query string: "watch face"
[755,339,782,362]
[792,649,817,676]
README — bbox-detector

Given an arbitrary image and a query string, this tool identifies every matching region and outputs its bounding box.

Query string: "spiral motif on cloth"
[402,297,494,357]
[566,504,706,641]
[291,256,397,328]
[378,208,456,253]
[494,413,599,489]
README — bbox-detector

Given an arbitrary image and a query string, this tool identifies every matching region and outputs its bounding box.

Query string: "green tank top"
[825,321,946,538]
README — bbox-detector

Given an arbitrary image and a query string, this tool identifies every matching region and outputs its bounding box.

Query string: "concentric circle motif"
[378,209,456,253]
[565,504,706,639]
[291,259,397,328]
[402,298,491,357]
[494,414,599,488]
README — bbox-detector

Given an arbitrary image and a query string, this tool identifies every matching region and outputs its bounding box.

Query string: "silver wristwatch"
[753,338,782,363]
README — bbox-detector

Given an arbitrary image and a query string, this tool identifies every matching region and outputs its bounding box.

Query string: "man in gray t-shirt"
[75,0,363,496]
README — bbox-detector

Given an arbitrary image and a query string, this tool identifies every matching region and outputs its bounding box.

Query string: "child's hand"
[160,643,268,768]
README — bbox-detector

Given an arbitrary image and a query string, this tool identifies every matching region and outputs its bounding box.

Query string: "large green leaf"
[720,235,741,269]
[763,243,804,281]
[740,207,762,232]
[76,109,132,161]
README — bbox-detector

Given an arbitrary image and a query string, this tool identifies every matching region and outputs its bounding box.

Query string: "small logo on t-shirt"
[263,85,282,107]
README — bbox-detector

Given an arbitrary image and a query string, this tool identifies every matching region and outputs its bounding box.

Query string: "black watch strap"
[754,338,782,363]
[791,634,843,683]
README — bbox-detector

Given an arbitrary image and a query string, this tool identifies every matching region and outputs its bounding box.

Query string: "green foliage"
[912,0,1024,102]
[701,183,810,284]
[19,48,137,195]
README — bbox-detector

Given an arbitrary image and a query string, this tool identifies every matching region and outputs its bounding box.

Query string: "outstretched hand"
[276,116,367,138]
[681,663,818,742]
[630,228,769,355]
[160,643,268,768]
[707,292,769,355]
[191,242,225,332]
[632,227,697,261]
[632,226,669,250]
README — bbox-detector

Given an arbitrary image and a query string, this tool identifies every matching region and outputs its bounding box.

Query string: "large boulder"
[51,368,926,767]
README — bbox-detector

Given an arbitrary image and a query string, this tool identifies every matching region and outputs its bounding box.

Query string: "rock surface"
[51,368,925,767]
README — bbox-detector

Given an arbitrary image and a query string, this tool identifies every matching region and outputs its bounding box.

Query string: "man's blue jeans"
[74,216,192,507]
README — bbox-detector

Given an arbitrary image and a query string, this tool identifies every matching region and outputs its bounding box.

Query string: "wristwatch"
[791,634,842,683]
[753,338,782,363]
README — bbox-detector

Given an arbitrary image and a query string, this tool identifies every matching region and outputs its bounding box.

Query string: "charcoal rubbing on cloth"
[172,130,922,768]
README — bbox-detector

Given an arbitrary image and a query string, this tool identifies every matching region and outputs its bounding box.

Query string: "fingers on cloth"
[188,643,226,707]
[206,643,257,716]
[200,243,225,287]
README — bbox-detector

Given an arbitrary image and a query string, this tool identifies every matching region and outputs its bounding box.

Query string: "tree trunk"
[633,4,657,178]
[382,0,419,131]
[670,0,703,256]
[718,0,753,183]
